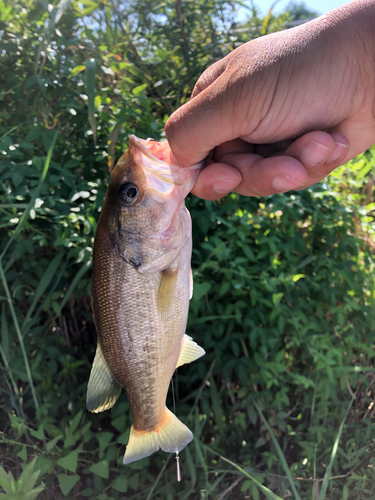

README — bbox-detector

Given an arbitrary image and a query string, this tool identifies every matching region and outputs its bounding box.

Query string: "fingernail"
[300,140,331,166]
[326,141,349,163]
[272,174,304,191]
[212,179,232,193]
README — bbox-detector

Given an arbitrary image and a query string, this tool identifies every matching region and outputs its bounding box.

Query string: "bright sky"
[240,0,351,18]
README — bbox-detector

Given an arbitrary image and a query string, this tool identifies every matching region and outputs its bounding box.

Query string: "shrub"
[1,1,375,499]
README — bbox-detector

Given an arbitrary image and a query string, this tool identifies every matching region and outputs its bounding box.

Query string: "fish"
[86,135,205,464]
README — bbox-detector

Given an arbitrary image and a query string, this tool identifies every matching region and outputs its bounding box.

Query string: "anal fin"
[86,344,122,413]
[176,334,205,369]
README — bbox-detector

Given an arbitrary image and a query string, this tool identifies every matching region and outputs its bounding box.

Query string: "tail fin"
[123,409,193,464]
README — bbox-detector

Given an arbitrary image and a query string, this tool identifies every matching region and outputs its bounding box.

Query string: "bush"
[1,1,375,499]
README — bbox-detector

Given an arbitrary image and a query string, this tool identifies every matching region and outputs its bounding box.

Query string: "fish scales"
[92,221,191,431]
[87,135,205,464]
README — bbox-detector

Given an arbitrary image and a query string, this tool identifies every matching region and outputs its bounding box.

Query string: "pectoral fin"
[86,344,122,413]
[189,268,193,300]
[176,334,205,369]
[157,269,178,320]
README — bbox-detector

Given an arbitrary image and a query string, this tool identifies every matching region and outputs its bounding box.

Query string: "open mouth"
[130,136,179,165]
[129,135,203,189]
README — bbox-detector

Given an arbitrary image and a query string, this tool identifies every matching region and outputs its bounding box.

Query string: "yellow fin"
[176,334,205,369]
[123,409,193,464]
[157,269,178,320]
[86,344,122,413]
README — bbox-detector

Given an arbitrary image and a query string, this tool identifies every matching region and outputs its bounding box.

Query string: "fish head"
[102,135,203,273]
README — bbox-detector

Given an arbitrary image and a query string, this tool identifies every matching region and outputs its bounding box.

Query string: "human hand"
[165,0,375,200]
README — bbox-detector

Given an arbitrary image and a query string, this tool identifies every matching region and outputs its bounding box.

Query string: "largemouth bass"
[86,135,205,464]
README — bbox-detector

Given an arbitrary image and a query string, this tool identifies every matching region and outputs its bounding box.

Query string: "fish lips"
[129,135,203,203]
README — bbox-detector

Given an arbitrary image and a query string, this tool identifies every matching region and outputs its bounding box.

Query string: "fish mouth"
[129,135,203,188]
[129,135,178,166]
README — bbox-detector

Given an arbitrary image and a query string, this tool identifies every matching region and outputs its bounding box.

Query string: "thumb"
[165,59,234,167]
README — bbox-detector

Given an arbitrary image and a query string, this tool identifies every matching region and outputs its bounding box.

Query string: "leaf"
[343,484,349,500]
[57,449,80,473]
[85,58,96,145]
[220,456,282,500]
[1,130,58,260]
[69,65,86,79]
[356,161,373,180]
[96,432,114,458]
[46,435,63,452]
[18,470,41,495]
[17,445,27,461]
[255,437,267,448]
[89,460,109,479]
[52,301,61,316]
[74,0,98,15]
[219,281,230,297]
[192,282,211,302]
[111,476,128,493]
[58,261,91,312]
[107,120,124,171]
[69,410,83,434]
[132,83,147,95]
[318,394,356,500]
[233,0,254,11]
[1,304,9,360]
[57,473,80,496]
[25,75,37,89]
[254,402,301,500]
[209,377,224,439]
[272,293,283,308]
[30,424,44,440]
[22,251,65,331]
[241,479,252,491]
[111,415,126,433]
[49,0,71,32]
[0,465,13,493]
[12,172,23,187]
[17,458,39,484]
[21,486,45,500]
[292,274,305,282]
[64,429,79,449]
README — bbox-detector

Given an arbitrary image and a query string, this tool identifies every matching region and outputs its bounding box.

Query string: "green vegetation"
[1,1,375,499]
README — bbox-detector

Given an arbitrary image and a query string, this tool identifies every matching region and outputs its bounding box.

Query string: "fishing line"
[171,376,181,481]
[171,375,176,416]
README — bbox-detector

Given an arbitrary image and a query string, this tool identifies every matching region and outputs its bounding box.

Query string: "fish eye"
[119,182,140,204]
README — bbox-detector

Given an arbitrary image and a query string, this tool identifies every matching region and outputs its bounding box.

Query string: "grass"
[0,132,58,413]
